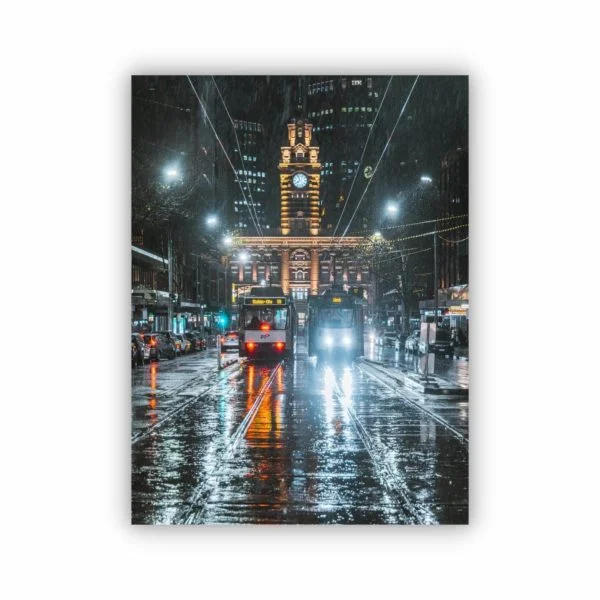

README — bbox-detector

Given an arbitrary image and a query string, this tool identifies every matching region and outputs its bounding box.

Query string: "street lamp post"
[167,233,173,332]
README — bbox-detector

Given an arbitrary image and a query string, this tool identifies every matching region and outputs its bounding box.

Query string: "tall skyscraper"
[302,76,388,235]
[228,118,269,234]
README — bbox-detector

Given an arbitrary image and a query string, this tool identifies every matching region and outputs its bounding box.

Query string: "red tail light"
[245,342,257,352]
[260,323,271,331]
[274,342,286,352]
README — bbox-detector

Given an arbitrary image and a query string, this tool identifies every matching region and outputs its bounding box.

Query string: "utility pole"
[167,233,173,332]
[433,226,438,324]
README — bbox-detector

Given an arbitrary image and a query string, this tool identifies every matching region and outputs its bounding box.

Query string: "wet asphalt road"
[365,339,469,388]
[131,341,468,524]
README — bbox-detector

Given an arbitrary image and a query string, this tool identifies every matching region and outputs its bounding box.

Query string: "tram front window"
[244,308,288,330]
[320,308,354,328]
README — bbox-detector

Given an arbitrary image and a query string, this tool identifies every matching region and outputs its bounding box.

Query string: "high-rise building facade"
[439,147,468,288]
[303,76,387,235]
[229,118,269,234]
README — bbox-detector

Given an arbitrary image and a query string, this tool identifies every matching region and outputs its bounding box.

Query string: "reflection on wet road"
[132,347,468,524]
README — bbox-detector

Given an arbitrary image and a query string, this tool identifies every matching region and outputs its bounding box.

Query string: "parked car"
[418,328,455,356]
[404,330,421,353]
[220,331,239,352]
[131,333,149,366]
[173,333,191,354]
[184,331,206,352]
[144,333,176,361]
[159,331,182,356]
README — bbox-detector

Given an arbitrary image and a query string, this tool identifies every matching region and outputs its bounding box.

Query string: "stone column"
[330,254,336,283]
[238,262,244,283]
[281,249,290,294]
[265,264,271,283]
[252,261,258,283]
[310,249,319,295]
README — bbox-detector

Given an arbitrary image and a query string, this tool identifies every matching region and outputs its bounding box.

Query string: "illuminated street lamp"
[206,214,218,227]
[239,250,250,263]
[164,165,180,181]
[373,231,382,240]
[385,202,399,217]
[222,234,233,246]
[420,175,433,184]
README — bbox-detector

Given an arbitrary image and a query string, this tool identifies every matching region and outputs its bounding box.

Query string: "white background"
[1,1,599,598]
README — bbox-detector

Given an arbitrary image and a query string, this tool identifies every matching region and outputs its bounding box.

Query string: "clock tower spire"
[278,118,321,235]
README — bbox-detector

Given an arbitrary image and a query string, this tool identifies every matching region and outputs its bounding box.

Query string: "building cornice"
[236,236,365,248]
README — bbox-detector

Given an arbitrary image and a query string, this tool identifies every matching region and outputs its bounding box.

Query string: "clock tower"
[278,118,321,235]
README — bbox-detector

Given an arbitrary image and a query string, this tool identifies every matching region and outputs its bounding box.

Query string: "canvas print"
[131,75,469,524]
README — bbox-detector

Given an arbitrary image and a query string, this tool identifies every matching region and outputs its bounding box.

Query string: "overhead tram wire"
[339,76,421,240]
[186,76,262,237]
[383,222,468,245]
[211,76,263,238]
[381,213,468,231]
[331,76,394,238]
[438,233,469,243]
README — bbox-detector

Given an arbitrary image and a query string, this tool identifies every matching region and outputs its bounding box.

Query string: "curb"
[361,358,468,396]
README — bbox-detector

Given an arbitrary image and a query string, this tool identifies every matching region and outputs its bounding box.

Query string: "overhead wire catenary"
[331,76,394,238]
[211,76,263,238]
[339,76,421,239]
[186,76,262,237]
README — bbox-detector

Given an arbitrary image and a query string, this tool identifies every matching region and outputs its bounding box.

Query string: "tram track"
[131,359,241,445]
[176,360,283,525]
[358,360,469,444]
[329,370,435,525]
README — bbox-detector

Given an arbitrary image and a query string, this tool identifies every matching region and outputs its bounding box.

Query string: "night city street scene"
[131,75,469,525]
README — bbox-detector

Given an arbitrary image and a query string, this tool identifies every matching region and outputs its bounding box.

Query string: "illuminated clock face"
[292,172,308,189]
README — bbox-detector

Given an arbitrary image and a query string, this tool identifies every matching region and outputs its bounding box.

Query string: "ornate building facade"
[227,118,373,322]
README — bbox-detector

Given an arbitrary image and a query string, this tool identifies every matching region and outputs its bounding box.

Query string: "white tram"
[238,286,296,359]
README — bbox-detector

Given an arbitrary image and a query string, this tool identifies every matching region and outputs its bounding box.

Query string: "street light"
[373,231,382,240]
[385,202,399,217]
[222,234,233,246]
[239,250,250,263]
[206,214,218,227]
[163,165,180,181]
[420,175,433,184]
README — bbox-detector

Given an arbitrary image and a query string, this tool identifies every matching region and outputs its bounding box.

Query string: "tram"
[307,286,365,359]
[238,286,296,359]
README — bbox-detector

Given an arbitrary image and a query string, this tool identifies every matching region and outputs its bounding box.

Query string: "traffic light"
[217,311,229,328]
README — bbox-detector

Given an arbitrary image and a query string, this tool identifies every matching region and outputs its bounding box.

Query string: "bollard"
[217,334,221,369]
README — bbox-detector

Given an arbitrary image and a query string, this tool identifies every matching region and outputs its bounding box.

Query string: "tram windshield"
[243,307,288,330]
[319,308,354,328]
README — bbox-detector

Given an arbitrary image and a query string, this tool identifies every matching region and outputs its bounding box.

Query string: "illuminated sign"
[444,307,467,315]
[246,298,285,305]
[331,297,342,303]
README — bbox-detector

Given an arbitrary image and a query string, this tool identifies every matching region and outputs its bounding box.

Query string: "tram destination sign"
[245,297,286,306]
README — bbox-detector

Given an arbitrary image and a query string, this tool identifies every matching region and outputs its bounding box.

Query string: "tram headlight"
[325,335,333,347]
[343,336,352,347]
